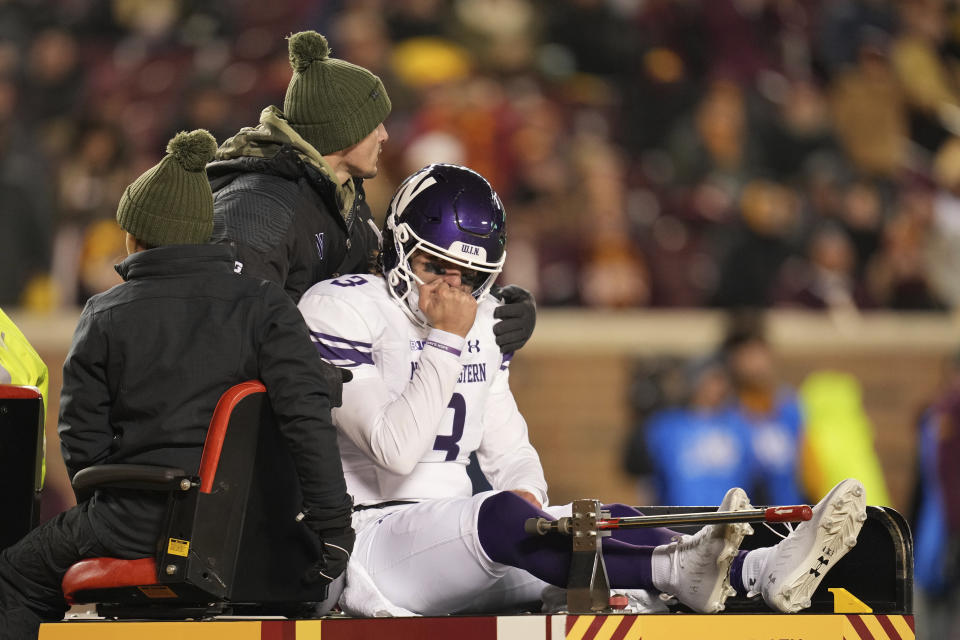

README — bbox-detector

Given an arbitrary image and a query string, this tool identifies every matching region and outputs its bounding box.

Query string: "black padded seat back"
[165,385,327,604]
[63,382,329,617]
[0,385,43,550]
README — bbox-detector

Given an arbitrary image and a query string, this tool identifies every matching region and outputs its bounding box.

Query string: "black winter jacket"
[58,244,352,556]
[207,146,379,303]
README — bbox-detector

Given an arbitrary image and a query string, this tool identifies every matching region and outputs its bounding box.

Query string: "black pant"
[0,501,116,639]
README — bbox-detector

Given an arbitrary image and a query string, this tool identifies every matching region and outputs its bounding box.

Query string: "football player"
[297,164,868,616]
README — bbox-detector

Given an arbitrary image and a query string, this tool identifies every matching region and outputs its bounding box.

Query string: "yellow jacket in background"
[798,370,892,506]
[0,307,49,487]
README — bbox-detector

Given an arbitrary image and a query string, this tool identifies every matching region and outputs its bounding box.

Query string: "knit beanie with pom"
[116,129,217,246]
[283,30,392,155]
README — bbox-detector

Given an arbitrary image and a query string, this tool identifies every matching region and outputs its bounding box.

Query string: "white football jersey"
[298,274,548,507]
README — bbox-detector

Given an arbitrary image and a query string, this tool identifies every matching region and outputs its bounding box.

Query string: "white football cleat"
[759,478,867,613]
[652,487,753,613]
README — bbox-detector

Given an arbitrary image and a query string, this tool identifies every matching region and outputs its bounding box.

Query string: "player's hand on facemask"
[419,280,477,338]
[303,526,355,585]
[491,285,536,354]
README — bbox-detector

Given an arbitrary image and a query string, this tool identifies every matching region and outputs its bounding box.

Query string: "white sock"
[740,547,773,596]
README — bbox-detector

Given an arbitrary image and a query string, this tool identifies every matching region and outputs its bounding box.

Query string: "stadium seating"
[60,381,333,619]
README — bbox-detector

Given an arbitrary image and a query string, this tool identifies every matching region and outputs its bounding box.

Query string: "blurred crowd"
[4,0,960,310]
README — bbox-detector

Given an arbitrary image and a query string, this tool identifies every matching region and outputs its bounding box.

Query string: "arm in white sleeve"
[476,363,549,507]
[299,291,465,475]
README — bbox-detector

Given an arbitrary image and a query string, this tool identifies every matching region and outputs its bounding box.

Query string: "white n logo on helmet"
[392,174,438,218]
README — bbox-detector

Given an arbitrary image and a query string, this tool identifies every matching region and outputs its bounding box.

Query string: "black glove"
[316,358,354,408]
[303,526,355,585]
[492,285,537,354]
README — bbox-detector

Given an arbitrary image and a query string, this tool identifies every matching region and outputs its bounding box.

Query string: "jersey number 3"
[433,393,465,461]
[331,275,367,287]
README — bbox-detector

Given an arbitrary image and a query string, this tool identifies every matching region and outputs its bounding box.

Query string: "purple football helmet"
[381,163,507,326]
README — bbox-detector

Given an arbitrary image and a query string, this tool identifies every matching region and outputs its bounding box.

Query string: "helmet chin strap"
[387,265,430,328]
[404,270,431,327]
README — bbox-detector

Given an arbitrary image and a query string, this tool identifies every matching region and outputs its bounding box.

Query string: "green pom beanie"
[116,129,217,246]
[283,30,392,155]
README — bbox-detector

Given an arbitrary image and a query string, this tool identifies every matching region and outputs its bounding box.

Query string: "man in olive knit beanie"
[207,30,537,357]
[208,30,390,302]
[0,129,354,638]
